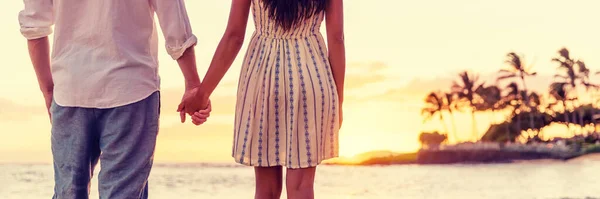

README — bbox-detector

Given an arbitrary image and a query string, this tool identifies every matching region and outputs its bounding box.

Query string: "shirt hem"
[53,89,160,109]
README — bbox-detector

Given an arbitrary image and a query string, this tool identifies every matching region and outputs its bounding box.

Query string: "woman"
[190,0,344,198]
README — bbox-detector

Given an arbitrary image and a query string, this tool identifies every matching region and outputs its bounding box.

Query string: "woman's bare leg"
[254,166,283,199]
[285,167,316,199]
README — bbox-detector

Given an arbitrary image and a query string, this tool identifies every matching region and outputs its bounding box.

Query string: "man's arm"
[19,0,55,119]
[27,37,54,113]
[177,47,201,90]
[150,0,200,88]
[176,46,203,123]
[150,0,204,122]
[150,0,198,61]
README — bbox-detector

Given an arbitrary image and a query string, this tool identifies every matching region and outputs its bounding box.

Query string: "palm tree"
[592,71,600,131]
[497,52,537,131]
[476,85,512,142]
[476,85,503,123]
[552,48,577,88]
[451,71,484,141]
[503,82,524,134]
[552,48,587,132]
[578,61,598,129]
[422,91,450,137]
[443,92,460,143]
[523,91,543,138]
[549,82,573,135]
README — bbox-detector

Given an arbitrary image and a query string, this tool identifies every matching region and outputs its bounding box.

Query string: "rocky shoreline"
[327,142,600,166]
[416,142,579,164]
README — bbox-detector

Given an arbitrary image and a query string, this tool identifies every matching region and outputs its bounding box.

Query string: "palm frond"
[558,48,570,59]
[504,82,520,97]
[576,60,590,78]
[553,74,568,80]
[549,82,568,100]
[421,108,435,116]
[497,74,517,81]
[505,52,523,70]
[498,69,513,74]
[421,110,435,123]
[427,92,445,107]
[451,81,463,92]
[583,82,599,89]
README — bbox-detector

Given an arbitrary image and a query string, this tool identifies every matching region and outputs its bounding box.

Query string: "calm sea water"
[2,158,600,199]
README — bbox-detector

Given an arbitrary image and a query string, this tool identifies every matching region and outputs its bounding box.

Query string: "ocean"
[2,157,600,199]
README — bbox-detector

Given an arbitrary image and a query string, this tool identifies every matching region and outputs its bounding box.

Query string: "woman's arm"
[326,0,346,104]
[196,0,252,102]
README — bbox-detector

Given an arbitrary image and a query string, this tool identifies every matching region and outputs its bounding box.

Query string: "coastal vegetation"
[329,47,599,166]
[420,47,600,146]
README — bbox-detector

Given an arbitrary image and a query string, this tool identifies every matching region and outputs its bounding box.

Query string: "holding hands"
[178,86,212,125]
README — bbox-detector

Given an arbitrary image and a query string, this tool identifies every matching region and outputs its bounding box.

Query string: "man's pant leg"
[51,102,101,199]
[97,92,160,199]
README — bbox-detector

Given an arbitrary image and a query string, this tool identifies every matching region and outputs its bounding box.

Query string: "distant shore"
[326,142,600,166]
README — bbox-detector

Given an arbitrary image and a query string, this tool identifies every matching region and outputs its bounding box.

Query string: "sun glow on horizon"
[1,0,599,163]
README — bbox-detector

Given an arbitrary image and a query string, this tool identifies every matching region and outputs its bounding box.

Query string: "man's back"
[18,0,200,198]
[19,0,196,108]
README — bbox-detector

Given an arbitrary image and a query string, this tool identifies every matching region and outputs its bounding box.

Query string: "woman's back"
[251,0,324,39]
[188,0,344,196]
[232,0,340,169]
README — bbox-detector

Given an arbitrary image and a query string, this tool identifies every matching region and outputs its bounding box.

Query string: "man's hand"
[177,87,210,123]
[43,90,53,122]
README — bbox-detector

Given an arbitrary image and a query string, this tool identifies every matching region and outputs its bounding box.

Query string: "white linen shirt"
[18,0,197,108]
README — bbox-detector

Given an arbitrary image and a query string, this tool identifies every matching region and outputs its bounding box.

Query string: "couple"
[19,0,345,198]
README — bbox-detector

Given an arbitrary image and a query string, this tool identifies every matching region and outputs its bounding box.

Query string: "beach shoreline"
[325,142,600,166]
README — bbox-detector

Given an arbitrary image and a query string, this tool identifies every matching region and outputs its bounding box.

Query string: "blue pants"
[50,92,160,199]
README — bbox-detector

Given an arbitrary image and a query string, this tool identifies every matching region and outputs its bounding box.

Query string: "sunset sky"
[1,0,599,163]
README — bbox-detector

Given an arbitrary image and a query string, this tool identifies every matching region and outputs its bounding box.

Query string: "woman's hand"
[191,101,211,126]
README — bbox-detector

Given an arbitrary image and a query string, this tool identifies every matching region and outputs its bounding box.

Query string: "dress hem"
[232,154,339,169]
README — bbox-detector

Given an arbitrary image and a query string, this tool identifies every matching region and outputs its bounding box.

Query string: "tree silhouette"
[451,71,484,141]
[422,91,450,137]
[420,48,599,145]
[551,48,588,133]
[443,92,460,143]
[475,85,503,122]
[497,52,537,131]
[549,82,573,135]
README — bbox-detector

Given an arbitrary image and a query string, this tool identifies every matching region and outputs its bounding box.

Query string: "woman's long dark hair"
[262,0,327,31]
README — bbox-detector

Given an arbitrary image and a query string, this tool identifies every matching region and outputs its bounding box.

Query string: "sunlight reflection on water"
[2,159,600,199]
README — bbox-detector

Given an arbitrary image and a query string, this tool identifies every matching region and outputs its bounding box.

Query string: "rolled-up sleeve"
[18,0,54,40]
[150,0,197,60]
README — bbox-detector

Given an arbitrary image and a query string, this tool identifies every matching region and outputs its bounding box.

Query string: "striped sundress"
[232,0,340,169]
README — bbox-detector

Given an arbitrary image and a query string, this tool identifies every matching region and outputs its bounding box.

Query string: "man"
[19,0,207,198]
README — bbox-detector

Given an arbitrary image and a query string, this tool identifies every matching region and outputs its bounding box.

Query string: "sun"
[337,133,378,157]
